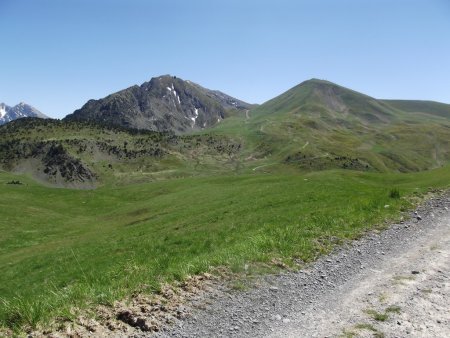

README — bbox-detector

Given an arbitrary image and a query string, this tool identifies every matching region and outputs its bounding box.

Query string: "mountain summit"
[0,102,48,125]
[64,75,253,133]
[252,78,398,124]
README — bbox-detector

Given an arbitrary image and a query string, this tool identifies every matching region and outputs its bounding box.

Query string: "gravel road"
[150,194,450,338]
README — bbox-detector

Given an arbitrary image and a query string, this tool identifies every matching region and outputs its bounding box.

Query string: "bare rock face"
[40,143,96,187]
[65,75,252,133]
[0,136,96,189]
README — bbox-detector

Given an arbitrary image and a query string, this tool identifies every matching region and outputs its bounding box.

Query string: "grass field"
[2,166,450,333]
[2,80,450,334]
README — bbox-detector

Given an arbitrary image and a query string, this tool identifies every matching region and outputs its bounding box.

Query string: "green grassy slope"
[2,167,450,332]
[382,99,450,119]
[250,79,398,123]
[3,79,450,334]
[209,79,450,173]
[2,80,450,187]
[0,118,243,187]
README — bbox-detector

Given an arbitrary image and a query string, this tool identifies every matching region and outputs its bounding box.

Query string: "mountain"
[252,78,450,125]
[234,79,450,173]
[0,102,48,125]
[2,78,450,188]
[251,78,400,124]
[64,75,253,133]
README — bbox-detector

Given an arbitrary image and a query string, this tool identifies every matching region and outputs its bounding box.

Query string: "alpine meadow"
[2,74,450,335]
[2,1,450,336]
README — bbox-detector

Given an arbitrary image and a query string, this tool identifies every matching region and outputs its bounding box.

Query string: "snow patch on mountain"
[190,108,199,126]
[0,104,7,118]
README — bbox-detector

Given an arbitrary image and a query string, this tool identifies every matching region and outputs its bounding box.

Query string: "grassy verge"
[1,166,450,333]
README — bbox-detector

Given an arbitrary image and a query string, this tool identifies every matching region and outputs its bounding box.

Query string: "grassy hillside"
[0,118,243,187]
[2,80,450,187]
[209,79,450,173]
[3,79,450,334]
[249,79,399,123]
[382,99,450,119]
[2,167,450,333]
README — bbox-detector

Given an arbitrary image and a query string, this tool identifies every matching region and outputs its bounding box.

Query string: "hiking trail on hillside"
[151,195,450,338]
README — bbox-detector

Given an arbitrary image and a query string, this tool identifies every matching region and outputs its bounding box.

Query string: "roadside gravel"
[149,194,450,338]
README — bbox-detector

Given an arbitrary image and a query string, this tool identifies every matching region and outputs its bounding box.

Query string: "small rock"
[282,318,291,323]
[416,215,422,220]
[269,286,279,291]
[274,314,282,321]
[411,270,420,275]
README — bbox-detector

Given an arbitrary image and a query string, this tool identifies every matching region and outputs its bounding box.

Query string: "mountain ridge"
[64,75,254,133]
[0,102,48,125]
[219,78,450,173]
[251,78,401,124]
[253,79,450,121]
[2,77,450,186]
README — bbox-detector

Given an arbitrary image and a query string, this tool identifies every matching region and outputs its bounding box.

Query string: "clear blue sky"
[1,0,449,118]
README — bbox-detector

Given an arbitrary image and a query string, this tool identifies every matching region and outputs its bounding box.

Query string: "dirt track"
[269,205,450,337]
[153,194,450,338]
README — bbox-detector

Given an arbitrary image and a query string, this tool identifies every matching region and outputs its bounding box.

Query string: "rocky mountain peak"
[64,75,253,133]
[0,102,48,125]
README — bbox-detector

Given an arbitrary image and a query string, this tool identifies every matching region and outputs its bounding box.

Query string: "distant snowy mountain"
[0,102,48,125]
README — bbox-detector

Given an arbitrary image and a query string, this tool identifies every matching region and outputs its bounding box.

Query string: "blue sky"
[1,0,449,118]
